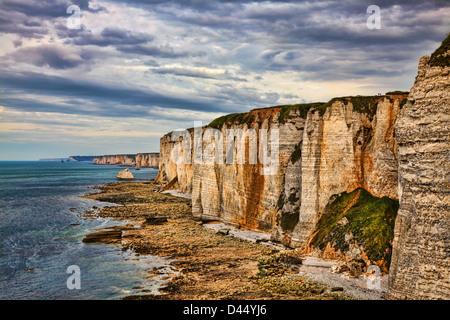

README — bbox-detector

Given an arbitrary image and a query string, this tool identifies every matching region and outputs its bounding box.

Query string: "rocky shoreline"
[80,180,359,300]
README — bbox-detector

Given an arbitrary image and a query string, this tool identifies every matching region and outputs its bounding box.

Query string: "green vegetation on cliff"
[311,188,399,267]
[207,102,323,128]
[317,96,379,118]
[209,112,255,129]
[429,33,450,68]
[207,93,408,130]
[277,103,325,123]
[385,90,409,95]
[385,91,409,109]
[399,97,408,109]
[126,154,136,161]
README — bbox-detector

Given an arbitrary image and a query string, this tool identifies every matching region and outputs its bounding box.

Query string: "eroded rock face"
[291,97,403,247]
[387,38,450,300]
[157,95,405,247]
[135,153,159,168]
[94,154,135,166]
[155,133,193,193]
[191,108,304,231]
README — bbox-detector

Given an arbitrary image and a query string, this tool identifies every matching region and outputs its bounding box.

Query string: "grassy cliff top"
[209,112,256,129]
[317,95,385,118]
[429,33,450,68]
[169,92,407,132]
[276,103,325,123]
[385,90,409,95]
[97,154,137,159]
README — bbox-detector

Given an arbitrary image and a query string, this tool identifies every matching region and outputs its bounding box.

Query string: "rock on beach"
[117,168,135,181]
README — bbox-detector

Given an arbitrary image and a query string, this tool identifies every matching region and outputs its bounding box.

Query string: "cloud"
[0,71,232,116]
[117,44,206,58]
[13,39,23,48]
[0,0,103,18]
[0,0,105,38]
[10,45,101,69]
[0,11,49,38]
[63,27,154,47]
[150,66,247,81]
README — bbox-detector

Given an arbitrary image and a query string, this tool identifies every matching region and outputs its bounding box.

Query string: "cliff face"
[155,133,193,192]
[94,154,135,166]
[191,107,305,231]
[290,96,403,247]
[387,37,450,299]
[157,94,406,249]
[136,153,160,168]
[94,153,159,167]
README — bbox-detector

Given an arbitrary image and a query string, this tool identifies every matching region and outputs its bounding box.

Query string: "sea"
[0,161,175,300]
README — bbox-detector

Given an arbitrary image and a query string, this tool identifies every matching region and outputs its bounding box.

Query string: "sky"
[0,0,448,160]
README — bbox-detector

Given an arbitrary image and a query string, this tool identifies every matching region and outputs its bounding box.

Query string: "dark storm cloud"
[0,0,105,38]
[0,0,103,18]
[64,27,154,47]
[117,44,206,59]
[54,23,198,59]
[151,66,247,82]
[105,0,448,81]
[1,0,449,116]
[0,71,232,116]
[0,11,49,38]
[56,23,206,61]
[164,0,448,47]
[10,45,102,69]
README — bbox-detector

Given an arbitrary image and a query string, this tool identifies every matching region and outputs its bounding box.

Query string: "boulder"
[117,168,134,180]
[349,262,363,278]
[217,229,230,235]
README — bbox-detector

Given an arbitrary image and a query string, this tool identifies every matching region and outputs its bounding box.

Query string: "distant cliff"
[94,153,159,168]
[387,35,449,299]
[68,156,97,162]
[40,156,98,162]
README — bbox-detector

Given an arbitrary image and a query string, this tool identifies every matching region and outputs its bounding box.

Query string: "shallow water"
[0,161,173,300]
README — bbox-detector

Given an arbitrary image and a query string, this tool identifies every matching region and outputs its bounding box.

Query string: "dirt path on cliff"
[81,181,352,300]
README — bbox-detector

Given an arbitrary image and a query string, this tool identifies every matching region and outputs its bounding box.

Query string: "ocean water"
[0,161,174,300]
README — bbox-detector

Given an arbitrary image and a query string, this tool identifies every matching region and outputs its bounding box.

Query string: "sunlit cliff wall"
[156,94,407,246]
